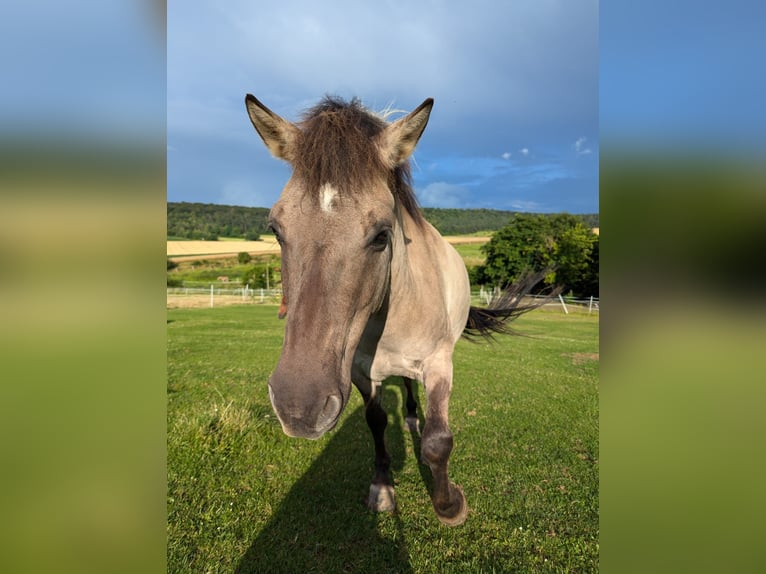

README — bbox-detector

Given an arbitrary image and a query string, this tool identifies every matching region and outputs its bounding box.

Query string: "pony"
[245,94,544,525]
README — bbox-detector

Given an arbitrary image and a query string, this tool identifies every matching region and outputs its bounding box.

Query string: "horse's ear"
[245,94,301,162]
[379,98,434,167]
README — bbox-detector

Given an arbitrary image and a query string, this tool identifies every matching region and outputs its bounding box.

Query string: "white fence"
[167,285,282,307]
[471,287,598,314]
[167,284,597,314]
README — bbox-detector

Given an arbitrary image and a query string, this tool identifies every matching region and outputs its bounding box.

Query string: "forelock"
[291,96,423,224]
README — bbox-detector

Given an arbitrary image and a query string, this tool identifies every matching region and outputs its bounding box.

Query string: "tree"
[573,236,599,297]
[238,252,252,264]
[549,215,598,294]
[240,260,278,289]
[477,213,598,297]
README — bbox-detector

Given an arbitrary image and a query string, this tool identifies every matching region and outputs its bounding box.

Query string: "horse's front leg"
[357,381,396,512]
[421,357,468,526]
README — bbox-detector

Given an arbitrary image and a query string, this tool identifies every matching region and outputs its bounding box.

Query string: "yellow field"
[167,238,281,261]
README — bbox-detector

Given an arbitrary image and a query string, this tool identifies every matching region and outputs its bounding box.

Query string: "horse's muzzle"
[268,384,342,439]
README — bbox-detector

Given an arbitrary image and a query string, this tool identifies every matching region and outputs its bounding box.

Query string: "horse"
[245,94,544,526]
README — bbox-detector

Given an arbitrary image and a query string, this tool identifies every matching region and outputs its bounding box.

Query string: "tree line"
[167,202,271,240]
[167,201,598,239]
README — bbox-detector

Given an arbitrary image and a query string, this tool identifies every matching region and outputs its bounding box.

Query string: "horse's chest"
[353,336,430,382]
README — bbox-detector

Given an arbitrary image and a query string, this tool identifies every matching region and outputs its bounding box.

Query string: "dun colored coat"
[246,94,544,525]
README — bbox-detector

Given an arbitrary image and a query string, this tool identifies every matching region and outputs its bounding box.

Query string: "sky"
[600,1,766,152]
[166,0,599,213]
[0,1,165,141]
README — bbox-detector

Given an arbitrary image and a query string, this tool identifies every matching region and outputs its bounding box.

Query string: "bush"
[466,265,486,286]
[238,252,252,264]
[167,258,178,270]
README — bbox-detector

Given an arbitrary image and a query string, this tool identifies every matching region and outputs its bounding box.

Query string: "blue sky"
[0,1,165,141]
[600,1,766,151]
[167,0,599,213]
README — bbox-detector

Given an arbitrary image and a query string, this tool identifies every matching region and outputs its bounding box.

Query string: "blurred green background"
[600,153,766,573]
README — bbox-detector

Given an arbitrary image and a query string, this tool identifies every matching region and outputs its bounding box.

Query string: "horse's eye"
[370,230,390,251]
[268,223,284,245]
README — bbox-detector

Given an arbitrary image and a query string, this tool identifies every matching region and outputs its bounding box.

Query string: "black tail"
[463,269,561,341]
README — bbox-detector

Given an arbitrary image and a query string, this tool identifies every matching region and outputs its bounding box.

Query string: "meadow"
[167,305,598,573]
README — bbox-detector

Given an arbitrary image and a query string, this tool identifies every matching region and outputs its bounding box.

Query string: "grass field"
[451,241,487,267]
[167,305,598,573]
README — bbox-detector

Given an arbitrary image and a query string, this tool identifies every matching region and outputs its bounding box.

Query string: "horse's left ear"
[379,98,434,167]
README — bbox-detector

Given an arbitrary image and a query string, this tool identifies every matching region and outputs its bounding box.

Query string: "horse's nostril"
[318,394,342,427]
[268,382,342,437]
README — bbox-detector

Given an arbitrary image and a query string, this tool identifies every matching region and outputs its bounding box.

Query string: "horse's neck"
[392,205,469,318]
[390,209,436,298]
[390,209,416,291]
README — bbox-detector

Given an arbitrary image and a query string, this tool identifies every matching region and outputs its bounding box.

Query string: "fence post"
[588,296,593,314]
[558,293,569,315]
[260,288,264,303]
[210,284,214,308]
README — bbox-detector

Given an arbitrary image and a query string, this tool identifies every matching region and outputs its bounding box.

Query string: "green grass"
[167,306,598,573]
[452,241,487,266]
[168,254,280,286]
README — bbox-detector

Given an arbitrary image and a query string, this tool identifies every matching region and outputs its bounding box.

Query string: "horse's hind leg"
[362,386,396,512]
[403,377,420,432]
[421,356,468,526]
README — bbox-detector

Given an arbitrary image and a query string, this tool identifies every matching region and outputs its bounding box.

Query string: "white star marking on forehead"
[319,182,338,213]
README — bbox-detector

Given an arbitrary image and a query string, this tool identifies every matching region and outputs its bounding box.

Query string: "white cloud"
[574,136,592,155]
[417,181,471,208]
[501,152,512,160]
[520,148,529,156]
[507,200,545,211]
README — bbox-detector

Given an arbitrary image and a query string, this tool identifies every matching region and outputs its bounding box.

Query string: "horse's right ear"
[245,94,301,162]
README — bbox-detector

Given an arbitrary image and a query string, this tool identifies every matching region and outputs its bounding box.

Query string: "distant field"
[167,235,489,262]
[452,241,487,266]
[167,305,598,573]
[167,236,281,260]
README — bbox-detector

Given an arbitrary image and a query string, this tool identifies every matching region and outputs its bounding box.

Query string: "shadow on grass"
[235,386,417,574]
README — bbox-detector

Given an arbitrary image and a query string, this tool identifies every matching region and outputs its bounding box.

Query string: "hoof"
[366,483,396,512]
[405,416,420,433]
[435,484,468,526]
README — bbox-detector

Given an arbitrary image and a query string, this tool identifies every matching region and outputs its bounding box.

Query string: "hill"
[167,201,598,239]
[167,202,270,240]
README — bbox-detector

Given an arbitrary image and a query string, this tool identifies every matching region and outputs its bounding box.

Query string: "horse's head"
[246,94,432,439]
